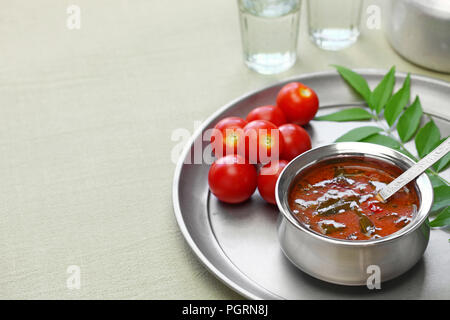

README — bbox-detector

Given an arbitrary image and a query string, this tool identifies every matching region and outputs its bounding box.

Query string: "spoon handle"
[377,137,450,202]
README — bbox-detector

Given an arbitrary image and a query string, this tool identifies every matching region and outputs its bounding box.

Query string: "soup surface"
[288,158,419,240]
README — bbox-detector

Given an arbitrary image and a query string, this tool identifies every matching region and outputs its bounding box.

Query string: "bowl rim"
[275,142,434,247]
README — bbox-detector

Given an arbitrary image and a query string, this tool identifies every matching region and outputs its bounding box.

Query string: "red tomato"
[257,160,289,205]
[246,105,287,127]
[279,123,312,161]
[238,120,283,164]
[208,154,257,204]
[210,117,247,157]
[243,119,277,132]
[276,82,319,125]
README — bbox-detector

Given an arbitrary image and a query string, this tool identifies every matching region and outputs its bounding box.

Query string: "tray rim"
[172,69,450,300]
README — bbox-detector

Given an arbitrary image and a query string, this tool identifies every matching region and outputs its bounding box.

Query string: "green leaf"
[434,153,450,172]
[362,133,402,150]
[332,65,371,104]
[335,126,382,142]
[432,137,450,172]
[315,108,373,122]
[370,66,396,113]
[431,185,450,213]
[428,174,448,188]
[415,120,440,158]
[397,96,423,142]
[384,73,411,127]
[429,206,450,228]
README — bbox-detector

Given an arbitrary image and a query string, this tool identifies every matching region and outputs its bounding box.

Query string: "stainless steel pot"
[275,142,434,286]
[386,0,450,73]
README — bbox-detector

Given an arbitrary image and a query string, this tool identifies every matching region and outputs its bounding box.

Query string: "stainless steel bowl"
[275,142,434,286]
[386,0,450,73]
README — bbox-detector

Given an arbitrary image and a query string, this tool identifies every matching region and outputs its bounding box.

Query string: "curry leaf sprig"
[315,65,450,228]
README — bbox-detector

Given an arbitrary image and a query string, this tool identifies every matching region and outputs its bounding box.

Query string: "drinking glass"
[238,0,301,74]
[307,0,362,51]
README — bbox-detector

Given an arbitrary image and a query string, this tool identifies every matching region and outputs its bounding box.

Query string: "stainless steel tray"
[172,70,450,300]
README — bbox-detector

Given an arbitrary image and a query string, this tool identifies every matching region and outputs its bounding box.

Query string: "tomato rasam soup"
[288,158,420,240]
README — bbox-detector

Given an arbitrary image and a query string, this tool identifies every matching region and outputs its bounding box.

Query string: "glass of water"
[238,0,301,74]
[307,0,362,51]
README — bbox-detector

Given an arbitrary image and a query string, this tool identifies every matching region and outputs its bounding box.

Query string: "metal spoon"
[376,137,450,202]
